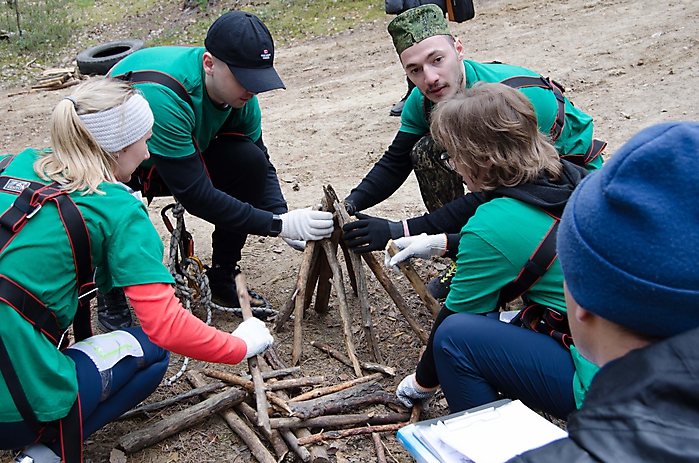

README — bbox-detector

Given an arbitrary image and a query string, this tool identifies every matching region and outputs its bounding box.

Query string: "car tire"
[76,39,145,76]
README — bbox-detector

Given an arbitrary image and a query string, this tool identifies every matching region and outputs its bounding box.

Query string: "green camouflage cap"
[388,4,452,57]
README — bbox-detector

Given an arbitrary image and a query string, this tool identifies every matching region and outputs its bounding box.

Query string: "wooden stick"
[296,428,330,463]
[236,401,289,460]
[271,412,410,429]
[239,365,300,381]
[186,372,276,463]
[264,346,290,370]
[310,341,396,376]
[202,369,293,415]
[319,238,363,377]
[387,240,442,319]
[118,385,246,453]
[293,240,317,365]
[297,423,408,446]
[372,433,388,463]
[289,372,383,403]
[360,252,429,344]
[281,429,312,462]
[334,200,383,363]
[303,241,322,310]
[273,289,296,332]
[314,245,333,313]
[409,400,423,423]
[118,382,226,420]
[234,272,272,432]
[204,368,323,391]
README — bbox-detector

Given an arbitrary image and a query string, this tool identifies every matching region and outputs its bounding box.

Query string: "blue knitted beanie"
[558,121,699,339]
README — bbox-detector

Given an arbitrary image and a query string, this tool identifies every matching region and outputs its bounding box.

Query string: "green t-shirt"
[0,149,174,422]
[400,60,602,171]
[110,46,262,165]
[445,197,597,407]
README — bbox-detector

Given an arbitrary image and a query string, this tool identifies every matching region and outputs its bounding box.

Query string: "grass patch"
[0,0,385,87]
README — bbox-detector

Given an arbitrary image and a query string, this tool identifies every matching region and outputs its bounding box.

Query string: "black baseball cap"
[205,10,285,93]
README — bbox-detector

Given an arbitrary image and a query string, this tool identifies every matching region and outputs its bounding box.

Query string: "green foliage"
[1,0,76,56]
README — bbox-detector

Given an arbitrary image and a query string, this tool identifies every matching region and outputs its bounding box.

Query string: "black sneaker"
[206,264,270,318]
[390,94,408,117]
[97,287,134,332]
[426,261,457,301]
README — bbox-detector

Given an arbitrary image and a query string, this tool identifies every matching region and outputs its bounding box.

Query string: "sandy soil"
[1,0,698,461]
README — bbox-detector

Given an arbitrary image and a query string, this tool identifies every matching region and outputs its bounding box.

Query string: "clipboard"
[397,399,567,463]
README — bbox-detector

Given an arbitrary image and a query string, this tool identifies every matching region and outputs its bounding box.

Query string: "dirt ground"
[1,0,699,461]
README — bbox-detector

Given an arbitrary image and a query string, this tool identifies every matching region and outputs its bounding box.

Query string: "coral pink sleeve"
[125,283,246,365]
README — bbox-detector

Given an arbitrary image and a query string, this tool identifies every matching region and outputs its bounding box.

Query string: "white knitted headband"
[77,93,153,153]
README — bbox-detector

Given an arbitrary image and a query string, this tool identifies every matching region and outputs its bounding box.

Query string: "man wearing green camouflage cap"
[342,4,606,300]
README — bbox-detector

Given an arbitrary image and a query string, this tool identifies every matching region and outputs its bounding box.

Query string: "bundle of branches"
[31,67,83,91]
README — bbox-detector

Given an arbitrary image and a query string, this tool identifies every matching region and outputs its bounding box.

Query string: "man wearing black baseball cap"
[104,11,333,329]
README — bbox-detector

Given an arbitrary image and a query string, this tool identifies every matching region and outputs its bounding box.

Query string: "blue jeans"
[433,313,576,419]
[0,327,169,452]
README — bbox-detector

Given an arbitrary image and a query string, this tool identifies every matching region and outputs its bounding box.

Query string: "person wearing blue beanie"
[507,121,699,462]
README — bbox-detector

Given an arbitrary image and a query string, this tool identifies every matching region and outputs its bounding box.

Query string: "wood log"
[290,389,408,420]
[202,369,293,415]
[319,238,363,377]
[234,272,272,432]
[236,401,289,460]
[289,372,383,403]
[186,372,276,463]
[288,381,400,420]
[293,240,317,364]
[310,341,396,376]
[297,423,408,446]
[339,238,358,295]
[372,432,388,463]
[387,240,442,319]
[360,252,429,345]
[118,381,226,420]
[270,412,410,430]
[117,385,246,453]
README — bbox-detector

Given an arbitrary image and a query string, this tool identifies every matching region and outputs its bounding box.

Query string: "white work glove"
[231,318,274,359]
[279,208,334,241]
[396,373,438,408]
[385,233,448,268]
[282,237,306,251]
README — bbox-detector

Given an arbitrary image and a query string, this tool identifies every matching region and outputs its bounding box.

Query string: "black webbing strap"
[560,138,608,167]
[0,335,83,461]
[498,219,560,307]
[0,155,15,172]
[0,335,52,437]
[510,302,573,350]
[0,174,95,341]
[0,275,61,344]
[500,75,566,142]
[112,70,212,201]
[112,70,194,110]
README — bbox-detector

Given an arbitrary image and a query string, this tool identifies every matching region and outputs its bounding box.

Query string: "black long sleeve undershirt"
[150,142,285,236]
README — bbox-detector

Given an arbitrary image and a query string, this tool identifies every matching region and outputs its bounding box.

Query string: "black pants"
[129,136,270,266]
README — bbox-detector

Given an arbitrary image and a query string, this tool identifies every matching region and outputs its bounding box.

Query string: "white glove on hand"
[396,373,438,408]
[385,233,447,268]
[231,318,274,359]
[279,208,334,241]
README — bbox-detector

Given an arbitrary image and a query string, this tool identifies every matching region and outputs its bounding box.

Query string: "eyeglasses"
[440,152,458,172]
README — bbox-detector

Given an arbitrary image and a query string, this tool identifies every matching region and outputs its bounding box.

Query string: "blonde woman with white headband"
[0,78,273,463]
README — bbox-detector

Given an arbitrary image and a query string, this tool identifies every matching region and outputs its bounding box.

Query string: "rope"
[160,201,277,385]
